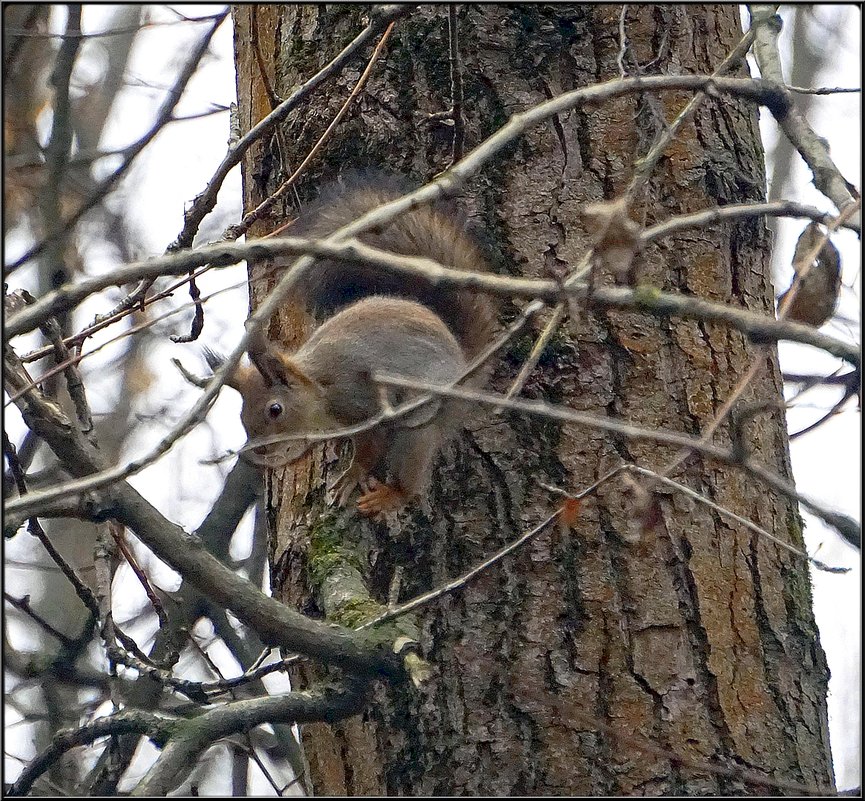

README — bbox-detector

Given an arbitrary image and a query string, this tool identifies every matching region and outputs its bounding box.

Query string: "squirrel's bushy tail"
[287,172,497,360]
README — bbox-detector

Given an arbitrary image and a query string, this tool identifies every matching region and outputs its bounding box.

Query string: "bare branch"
[130,680,369,796]
[641,199,857,242]
[622,465,848,573]
[749,5,861,229]
[7,232,858,372]
[170,4,411,251]
[39,314,93,435]
[446,4,465,164]
[4,592,76,649]
[6,9,230,273]
[7,709,171,797]
[785,84,860,95]
[373,374,861,547]
[360,511,561,630]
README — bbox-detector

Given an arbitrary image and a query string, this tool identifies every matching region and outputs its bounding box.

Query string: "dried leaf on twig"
[582,197,642,283]
[778,222,841,327]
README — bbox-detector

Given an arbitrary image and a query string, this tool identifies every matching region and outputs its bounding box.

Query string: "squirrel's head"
[205,339,335,468]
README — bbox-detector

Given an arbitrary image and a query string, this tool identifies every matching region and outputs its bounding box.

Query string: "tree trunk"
[232,4,834,795]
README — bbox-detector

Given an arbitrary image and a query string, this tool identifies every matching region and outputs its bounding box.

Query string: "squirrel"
[209,174,497,516]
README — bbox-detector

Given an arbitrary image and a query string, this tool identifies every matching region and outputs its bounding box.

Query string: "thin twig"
[657,199,860,479]
[6,10,230,274]
[627,26,756,203]
[616,5,629,79]
[3,436,101,633]
[789,387,858,441]
[109,522,172,634]
[503,303,566,401]
[40,314,94,434]
[447,5,465,164]
[4,14,225,41]
[749,5,860,229]
[169,4,410,252]
[625,465,847,572]
[21,260,222,364]
[359,511,562,630]
[372,374,861,546]
[785,84,860,95]
[4,592,76,648]
[227,21,397,240]
[641,199,856,242]
[7,278,248,408]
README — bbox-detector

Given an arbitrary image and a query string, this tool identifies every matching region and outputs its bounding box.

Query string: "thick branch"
[749,5,861,230]
[131,680,369,796]
[6,231,857,371]
[2,353,404,676]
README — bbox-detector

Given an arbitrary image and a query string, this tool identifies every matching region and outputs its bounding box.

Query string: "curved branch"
[2,351,404,677]
[373,375,861,547]
[6,230,858,371]
[131,680,369,796]
[8,709,170,796]
[170,4,411,251]
[6,10,230,274]
[749,6,861,230]
[641,200,858,241]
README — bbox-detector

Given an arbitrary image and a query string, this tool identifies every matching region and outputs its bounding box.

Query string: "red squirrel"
[210,175,497,515]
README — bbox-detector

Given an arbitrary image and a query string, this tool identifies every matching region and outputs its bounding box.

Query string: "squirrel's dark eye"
[267,402,283,419]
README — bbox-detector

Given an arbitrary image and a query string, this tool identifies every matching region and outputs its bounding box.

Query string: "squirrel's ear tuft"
[273,351,318,388]
[202,346,252,393]
[201,346,224,372]
[251,347,317,390]
[246,330,317,390]
[225,362,256,393]
[246,327,286,386]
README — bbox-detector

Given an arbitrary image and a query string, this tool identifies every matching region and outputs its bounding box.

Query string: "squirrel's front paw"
[356,479,406,516]
[330,462,366,507]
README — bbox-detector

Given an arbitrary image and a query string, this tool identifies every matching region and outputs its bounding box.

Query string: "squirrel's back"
[287,172,496,360]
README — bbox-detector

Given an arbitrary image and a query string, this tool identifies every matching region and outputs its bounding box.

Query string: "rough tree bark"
[232,5,834,795]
